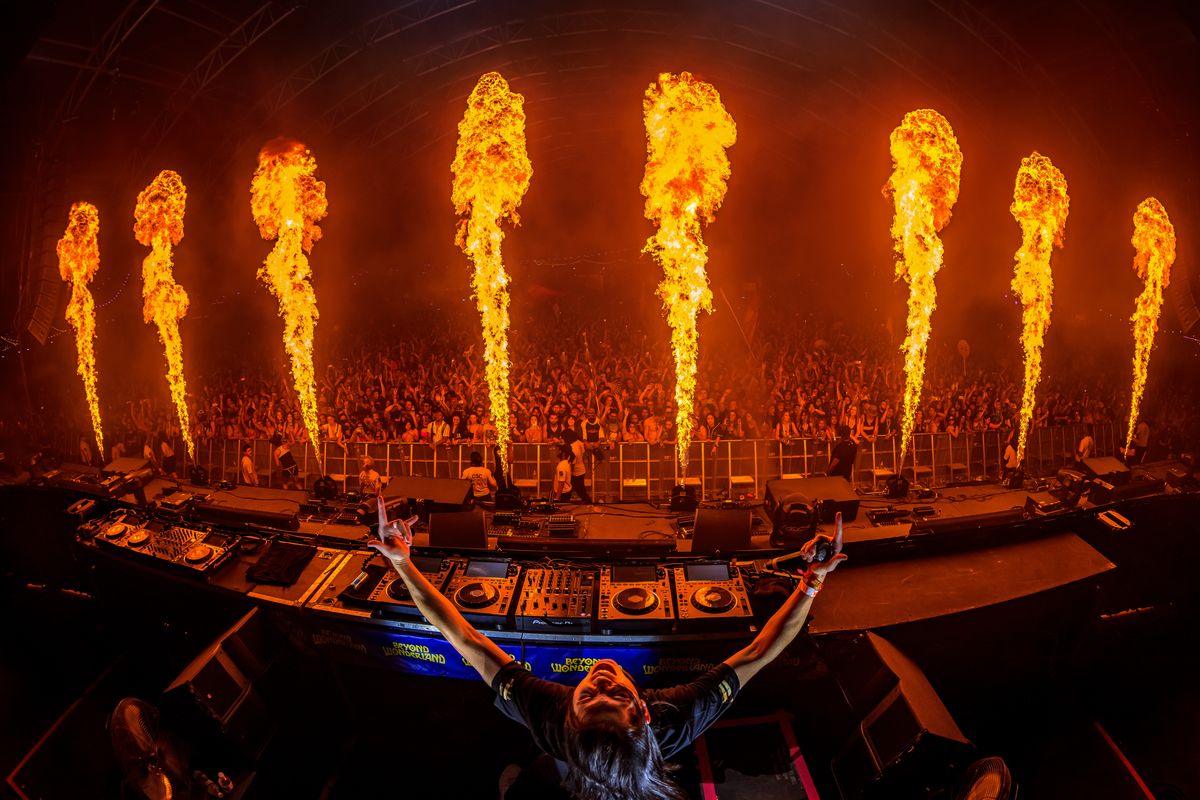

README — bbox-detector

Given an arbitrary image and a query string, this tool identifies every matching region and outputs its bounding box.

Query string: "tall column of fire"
[250,139,329,463]
[56,202,105,455]
[640,72,736,472]
[883,109,962,459]
[451,72,532,471]
[134,170,195,461]
[1009,153,1069,463]
[1125,198,1176,452]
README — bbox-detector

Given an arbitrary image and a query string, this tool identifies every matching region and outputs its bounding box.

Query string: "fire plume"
[56,202,105,455]
[134,169,195,461]
[250,138,328,462]
[883,109,962,458]
[1009,152,1069,462]
[1125,198,1175,451]
[640,71,736,472]
[451,72,532,470]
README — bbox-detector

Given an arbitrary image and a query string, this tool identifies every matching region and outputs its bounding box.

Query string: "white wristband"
[803,582,820,598]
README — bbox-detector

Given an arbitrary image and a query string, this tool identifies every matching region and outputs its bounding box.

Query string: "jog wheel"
[105,522,128,539]
[386,579,411,602]
[690,586,736,613]
[126,530,150,548]
[455,582,499,609]
[612,587,660,615]
[184,544,213,564]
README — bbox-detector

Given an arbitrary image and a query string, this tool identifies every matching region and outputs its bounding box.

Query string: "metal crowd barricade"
[180,421,1120,503]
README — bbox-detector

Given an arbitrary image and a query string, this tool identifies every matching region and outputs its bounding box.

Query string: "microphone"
[765,548,812,572]
[766,535,837,571]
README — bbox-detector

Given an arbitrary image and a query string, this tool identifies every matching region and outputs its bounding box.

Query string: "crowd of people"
[5,304,1196,480]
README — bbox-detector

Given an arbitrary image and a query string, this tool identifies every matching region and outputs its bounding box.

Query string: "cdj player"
[442,558,523,629]
[94,514,236,576]
[337,553,458,619]
[671,561,754,630]
[597,563,675,632]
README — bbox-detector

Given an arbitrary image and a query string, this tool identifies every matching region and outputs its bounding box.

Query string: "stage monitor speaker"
[829,632,972,799]
[1081,456,1130,486]
[102,456,151,476]
[498,536,676,558]
[163,608,281,761]
[1165,466,1197,490]
[194,499,300,531]
[1024,492,1063,516]
[383,476,473,519]
[1088,476,1165,505]
[764,476,859,523]
[428,510,487,549]
[691,508,752,555]
[911,507,1024,536]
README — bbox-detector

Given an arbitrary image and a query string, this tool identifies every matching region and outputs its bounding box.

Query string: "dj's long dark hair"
[562,703,685,800]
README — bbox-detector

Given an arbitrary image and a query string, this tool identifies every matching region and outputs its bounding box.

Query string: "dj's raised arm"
[367,497,511,684]
[724,511,847,687]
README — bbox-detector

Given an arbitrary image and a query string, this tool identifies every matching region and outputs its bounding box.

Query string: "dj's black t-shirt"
[491,661,740,763]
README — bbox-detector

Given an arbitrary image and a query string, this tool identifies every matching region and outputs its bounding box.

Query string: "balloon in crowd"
[640,71,737,472]
[451,71,532,471]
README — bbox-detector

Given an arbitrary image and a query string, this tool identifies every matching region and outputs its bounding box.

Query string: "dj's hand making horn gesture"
[366,493,512,684]
[367,492,415,569]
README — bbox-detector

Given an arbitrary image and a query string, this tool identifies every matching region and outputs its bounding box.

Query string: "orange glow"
[250,138,328,463]
[56,202,105,455]
[1125,198,1175,451]
[451,72,532,470]
[640,71,736,473]
[883,109,962,458]
[1009,152,1069,462]
[134,169,195,461]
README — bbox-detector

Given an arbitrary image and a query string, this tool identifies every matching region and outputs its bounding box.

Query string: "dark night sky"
[1,0,1198,399]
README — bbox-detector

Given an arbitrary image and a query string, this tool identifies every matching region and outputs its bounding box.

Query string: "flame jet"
[883,109,962,459]
[640,72,736,472]
[57,202,105,455]
[134,170,195,461]
[1009,153,1069,463]
[451,72,532,471]
[250,138,328,463]
[1125,198,1176,452]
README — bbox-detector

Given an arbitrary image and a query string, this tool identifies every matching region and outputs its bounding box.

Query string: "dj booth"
[43,460,1128,689]
[65,476,780,686]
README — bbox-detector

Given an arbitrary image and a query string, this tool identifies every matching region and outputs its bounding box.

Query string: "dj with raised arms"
[369,498,846,800]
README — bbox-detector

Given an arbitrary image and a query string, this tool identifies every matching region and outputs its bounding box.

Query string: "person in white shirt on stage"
[461,450,498,503]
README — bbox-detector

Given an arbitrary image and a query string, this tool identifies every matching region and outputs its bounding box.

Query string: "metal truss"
[336,7,859,152]
[261,0,476,112]
[128,1,298,177]
[926,0,1105,160]
[53,0,162,124]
